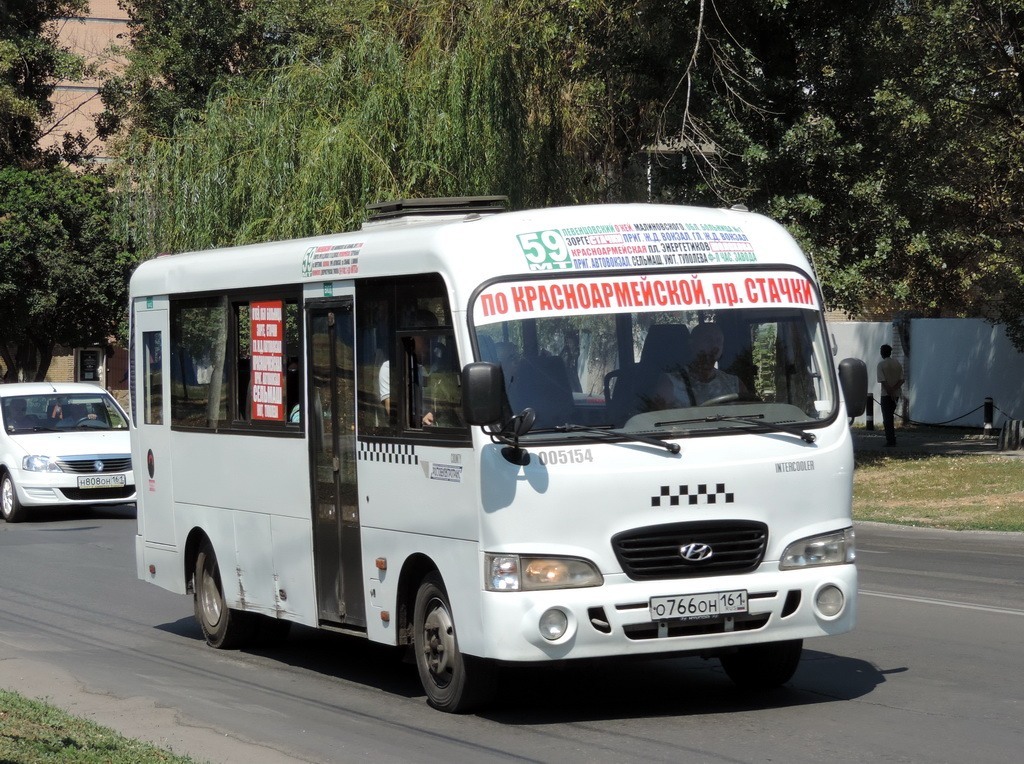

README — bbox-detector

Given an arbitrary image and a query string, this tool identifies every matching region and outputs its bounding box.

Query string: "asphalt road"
[1,509,1022,764]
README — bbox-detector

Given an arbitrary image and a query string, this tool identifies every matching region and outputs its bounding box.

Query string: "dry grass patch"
[854,453,1024,530]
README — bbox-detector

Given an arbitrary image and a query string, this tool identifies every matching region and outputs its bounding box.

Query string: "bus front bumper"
[474,564,857,663]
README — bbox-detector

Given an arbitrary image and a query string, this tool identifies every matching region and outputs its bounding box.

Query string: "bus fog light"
[815,585,844,617]
[539,608,569,641]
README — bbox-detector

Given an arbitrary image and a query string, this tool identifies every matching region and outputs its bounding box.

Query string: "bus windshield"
[471,268,838,440]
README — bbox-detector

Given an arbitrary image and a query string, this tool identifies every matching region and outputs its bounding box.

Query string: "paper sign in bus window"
[250,300,285,421]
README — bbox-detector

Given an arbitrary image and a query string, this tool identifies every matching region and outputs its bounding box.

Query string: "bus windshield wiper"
[656,413,816,444]
[552,423,681,454]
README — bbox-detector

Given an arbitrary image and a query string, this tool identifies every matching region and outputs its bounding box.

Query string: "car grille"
[59,486,136,501]
[612,520,768,580]
[57,456,132,474]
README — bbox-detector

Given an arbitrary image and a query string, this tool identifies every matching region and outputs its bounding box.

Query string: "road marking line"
[861,589,1024,617]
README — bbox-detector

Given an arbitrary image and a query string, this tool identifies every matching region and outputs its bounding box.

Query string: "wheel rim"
[199,563,224,629]
[421,596,455,688]
[1,478,12,517]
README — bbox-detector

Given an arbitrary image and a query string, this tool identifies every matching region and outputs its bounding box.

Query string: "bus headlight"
[780,528,856,569]
[485,554,603,591]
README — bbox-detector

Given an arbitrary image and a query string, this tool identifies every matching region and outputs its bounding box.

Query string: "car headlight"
[485,554,603,591]
[780,527,856,569]
[23,455,63,473]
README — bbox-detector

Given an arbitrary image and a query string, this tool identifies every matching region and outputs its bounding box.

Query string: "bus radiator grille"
[612,520,768,580]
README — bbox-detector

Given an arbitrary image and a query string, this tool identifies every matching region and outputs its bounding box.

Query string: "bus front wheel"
[194,539,256,649]
[720,639,803,689]
[413,571,495,713]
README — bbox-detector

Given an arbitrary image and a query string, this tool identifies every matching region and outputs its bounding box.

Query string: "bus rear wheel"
[720,639,803,689]
[194,539,256,649]
[413,571,495,713]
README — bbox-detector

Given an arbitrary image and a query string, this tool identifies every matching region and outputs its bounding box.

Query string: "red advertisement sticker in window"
[250,300,285,421]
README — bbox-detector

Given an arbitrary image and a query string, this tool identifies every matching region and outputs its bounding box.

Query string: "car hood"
[7,430,131,458]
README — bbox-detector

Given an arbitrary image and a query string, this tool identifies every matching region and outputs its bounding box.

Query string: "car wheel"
[1,472,26,523]
[193,539,257,649]
[413,571,496,713]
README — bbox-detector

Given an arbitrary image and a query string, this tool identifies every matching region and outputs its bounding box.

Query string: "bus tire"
[1,473,27,523]
[720,639,803,690]
[194,540,256,649]
[413,571,495,713]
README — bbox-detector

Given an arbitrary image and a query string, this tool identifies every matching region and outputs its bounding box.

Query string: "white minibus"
[130,198,867,712]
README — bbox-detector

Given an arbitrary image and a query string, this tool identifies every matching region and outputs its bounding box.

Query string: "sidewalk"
[852,425,1010,457]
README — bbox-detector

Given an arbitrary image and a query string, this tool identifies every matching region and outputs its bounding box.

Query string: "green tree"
[0,166,135,381]
[730,1,1024,335]
[98,0,369,144]
[105,0,1024,351]
[0,0,89,166]
[115,1,599,254]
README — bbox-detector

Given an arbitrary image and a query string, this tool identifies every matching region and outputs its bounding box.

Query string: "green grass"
[854,451,1024,531]
[0,689,198,763]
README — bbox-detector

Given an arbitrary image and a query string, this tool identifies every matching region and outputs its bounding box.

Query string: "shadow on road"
[480,648,888,724]
[9,503,136,525]
[159,617,889,721]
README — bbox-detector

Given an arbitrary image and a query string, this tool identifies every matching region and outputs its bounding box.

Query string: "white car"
[0,382,135,522]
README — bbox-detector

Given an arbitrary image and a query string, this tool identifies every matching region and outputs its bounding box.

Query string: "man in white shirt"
[876,344,904,446]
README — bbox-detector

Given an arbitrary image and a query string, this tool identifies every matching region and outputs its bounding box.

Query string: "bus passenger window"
[423,334,462,428]
[142,331,163,425]
[357,274,467,437]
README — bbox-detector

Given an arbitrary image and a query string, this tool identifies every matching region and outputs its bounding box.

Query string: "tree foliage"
[115,1,601,252]
[0,167,135,381]
[0,0,89,166]
[105,1,1024,347]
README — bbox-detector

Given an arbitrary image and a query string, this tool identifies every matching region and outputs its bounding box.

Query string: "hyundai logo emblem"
[679,542,714,562]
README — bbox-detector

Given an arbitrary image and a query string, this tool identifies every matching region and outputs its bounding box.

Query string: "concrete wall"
[830,318,1024,429]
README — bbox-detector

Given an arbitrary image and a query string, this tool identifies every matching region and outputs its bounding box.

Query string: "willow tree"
[116,2,600,255]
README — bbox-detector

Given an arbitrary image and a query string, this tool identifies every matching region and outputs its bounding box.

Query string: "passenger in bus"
[286,358,300,422]
[666,323,747,405]
[379,309,440,426]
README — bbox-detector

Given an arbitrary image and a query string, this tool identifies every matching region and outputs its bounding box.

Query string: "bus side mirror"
[462,362,505,426]
[838,358,868,418]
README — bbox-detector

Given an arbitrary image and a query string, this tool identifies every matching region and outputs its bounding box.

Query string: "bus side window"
[356,282,395,435]
[423,333,463,428]
[358,273,467,436]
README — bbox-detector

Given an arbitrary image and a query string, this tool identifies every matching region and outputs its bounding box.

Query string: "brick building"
[39,0,129,161]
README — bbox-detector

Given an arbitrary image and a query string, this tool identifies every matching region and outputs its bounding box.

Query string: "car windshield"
[2,393,129,434]
[471,268,838,441]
